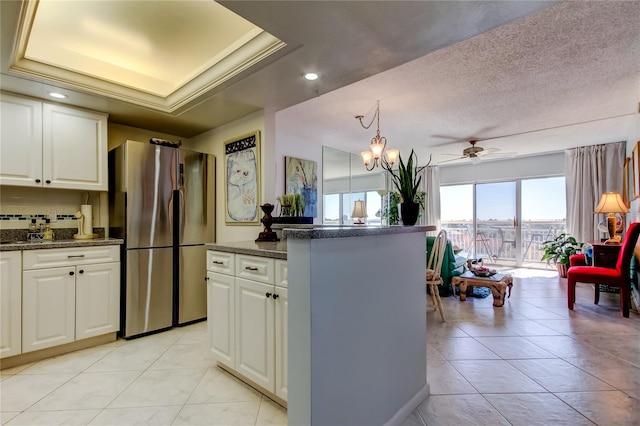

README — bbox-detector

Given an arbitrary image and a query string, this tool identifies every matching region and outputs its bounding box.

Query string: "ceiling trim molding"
[7,0,286,113]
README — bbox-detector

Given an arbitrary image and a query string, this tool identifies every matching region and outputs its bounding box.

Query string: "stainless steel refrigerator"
[109,140,215,338]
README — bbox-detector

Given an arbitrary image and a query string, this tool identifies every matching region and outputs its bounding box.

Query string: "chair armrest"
[569,254,587,267]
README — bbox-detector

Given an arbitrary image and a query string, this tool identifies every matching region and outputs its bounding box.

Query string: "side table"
[591,241,621,303]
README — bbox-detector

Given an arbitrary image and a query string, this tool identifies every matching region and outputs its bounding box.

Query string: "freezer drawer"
[177,245,207,324]
[123,247,173,338]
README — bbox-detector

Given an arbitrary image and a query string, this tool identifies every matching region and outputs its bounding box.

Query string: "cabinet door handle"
[272,293,279,300]
[265,292,272,298]
[245,266,259,271]
[211,260,224,265]
[67,255,85,258]
[69,271,74,276]
[35,179,41,183]
[45,180,51,184]
[204,276,209,281]
[79,269,84,274]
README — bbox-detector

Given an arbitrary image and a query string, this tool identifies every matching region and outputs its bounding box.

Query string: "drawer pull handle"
[69,271,74,276]
[68,255,85,258]
[245,266,259,271]
[211,260,224,265]
[266,292,272,298]
[79,269,84,274]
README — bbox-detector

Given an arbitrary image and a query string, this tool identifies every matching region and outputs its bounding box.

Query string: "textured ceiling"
[278,1,640,166]
[0,1,637,167]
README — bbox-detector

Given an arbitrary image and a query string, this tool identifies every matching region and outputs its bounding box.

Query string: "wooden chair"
[427,229,447,322]
[567,222,640,317]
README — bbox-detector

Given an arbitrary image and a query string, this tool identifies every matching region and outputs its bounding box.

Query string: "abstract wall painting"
[285,156,318,217]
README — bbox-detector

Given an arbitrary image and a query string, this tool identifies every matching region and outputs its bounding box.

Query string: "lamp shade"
[594,192,629,214]
[351,200,367,218]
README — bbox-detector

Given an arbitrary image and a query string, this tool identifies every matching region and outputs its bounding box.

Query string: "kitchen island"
[208,225,433,425]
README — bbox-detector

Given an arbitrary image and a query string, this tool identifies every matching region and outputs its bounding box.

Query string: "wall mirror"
[322,146,387,225]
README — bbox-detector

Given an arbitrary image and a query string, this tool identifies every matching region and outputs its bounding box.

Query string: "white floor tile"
[29,371,141,411]
[0,373,74,411]
[109,368,205,408]
[5,409,100,425]
[172,401,260,425]
[88,406,182,425]
[484,393,594,425]
[255,397,287,425]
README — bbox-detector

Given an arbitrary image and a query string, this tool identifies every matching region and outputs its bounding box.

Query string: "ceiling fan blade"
[437,156,466,164]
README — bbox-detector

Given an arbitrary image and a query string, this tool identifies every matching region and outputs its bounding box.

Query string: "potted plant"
[382,149,431,226]
[540,233,584,277]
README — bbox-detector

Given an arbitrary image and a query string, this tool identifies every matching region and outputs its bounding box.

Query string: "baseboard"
[384,382,431,426]
[0,333,117,370]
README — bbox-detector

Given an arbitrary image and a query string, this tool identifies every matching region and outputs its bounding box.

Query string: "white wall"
[439,151,566,185]
[189,111,267,243]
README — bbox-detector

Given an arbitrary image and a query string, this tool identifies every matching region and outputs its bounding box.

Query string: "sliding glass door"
[476,181,517,266]
[441,177,566,268]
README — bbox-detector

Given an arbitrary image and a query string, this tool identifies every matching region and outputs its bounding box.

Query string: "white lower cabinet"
[207,251,287,402]
[235,277,275,390]
[75,262,120,340]
[22,246,120,354]
[207,270,234,368]
[22,267,76,352]
[1,251,22,358]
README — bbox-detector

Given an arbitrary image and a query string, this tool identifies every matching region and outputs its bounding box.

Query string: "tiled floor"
[1,322,286,425]
[411,268,640,426]
[1,269,639,425]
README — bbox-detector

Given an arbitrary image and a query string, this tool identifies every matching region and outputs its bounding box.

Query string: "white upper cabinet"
[0,94,43,187]
[0,93,108,191]
[42,103,108,190]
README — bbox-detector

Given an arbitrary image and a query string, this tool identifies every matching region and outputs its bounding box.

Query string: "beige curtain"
[418,165,440,233]
[565,141,625,243]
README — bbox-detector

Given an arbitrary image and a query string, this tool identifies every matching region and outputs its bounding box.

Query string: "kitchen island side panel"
[287,230,428,425]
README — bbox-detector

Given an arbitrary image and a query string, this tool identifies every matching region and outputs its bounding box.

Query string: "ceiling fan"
[438,139,515,164]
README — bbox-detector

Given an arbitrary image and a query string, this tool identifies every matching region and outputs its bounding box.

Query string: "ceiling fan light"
[361,151,373,166]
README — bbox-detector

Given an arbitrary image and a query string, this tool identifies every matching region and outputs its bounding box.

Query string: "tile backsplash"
[0,213,79,222]
[0,186,107,233]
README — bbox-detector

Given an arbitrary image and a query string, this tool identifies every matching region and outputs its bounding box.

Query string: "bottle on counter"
[42,218,54,241]
[29,218,37,232]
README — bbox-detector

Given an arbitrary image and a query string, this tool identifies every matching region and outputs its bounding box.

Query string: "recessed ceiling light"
[304,73,318,81]
[48,92,67,99]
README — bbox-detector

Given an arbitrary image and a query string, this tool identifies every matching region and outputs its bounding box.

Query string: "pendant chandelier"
[355,100,399,171]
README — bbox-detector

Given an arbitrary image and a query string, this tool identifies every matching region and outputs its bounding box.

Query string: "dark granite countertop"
[205,240,287,260]
[0,238,124,252]
[282,225,435,240]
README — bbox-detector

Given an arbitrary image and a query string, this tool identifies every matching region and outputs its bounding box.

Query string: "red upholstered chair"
[567,222,640,318]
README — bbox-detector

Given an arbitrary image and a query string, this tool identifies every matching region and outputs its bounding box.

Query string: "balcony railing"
[441,220,566,268]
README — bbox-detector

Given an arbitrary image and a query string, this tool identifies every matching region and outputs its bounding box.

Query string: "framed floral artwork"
[224,131,260,224]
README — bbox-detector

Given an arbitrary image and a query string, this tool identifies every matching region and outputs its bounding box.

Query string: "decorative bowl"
[471,269,496,277]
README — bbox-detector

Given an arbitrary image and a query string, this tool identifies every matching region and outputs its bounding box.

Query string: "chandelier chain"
[356,100,381,130]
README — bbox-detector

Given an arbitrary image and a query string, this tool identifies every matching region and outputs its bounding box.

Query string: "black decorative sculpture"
[256,203,280,242]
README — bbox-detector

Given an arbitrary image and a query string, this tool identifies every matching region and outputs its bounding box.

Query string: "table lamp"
[594,192,629,243]
[352,200,367,225]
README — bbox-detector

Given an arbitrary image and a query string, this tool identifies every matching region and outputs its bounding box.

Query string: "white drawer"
[236,254,274,285]
[207,251,235,275]
[275,259,288,288]
[23,245,120,270]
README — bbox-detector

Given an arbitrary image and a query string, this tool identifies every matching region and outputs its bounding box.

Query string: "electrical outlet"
[48,210,57,222]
